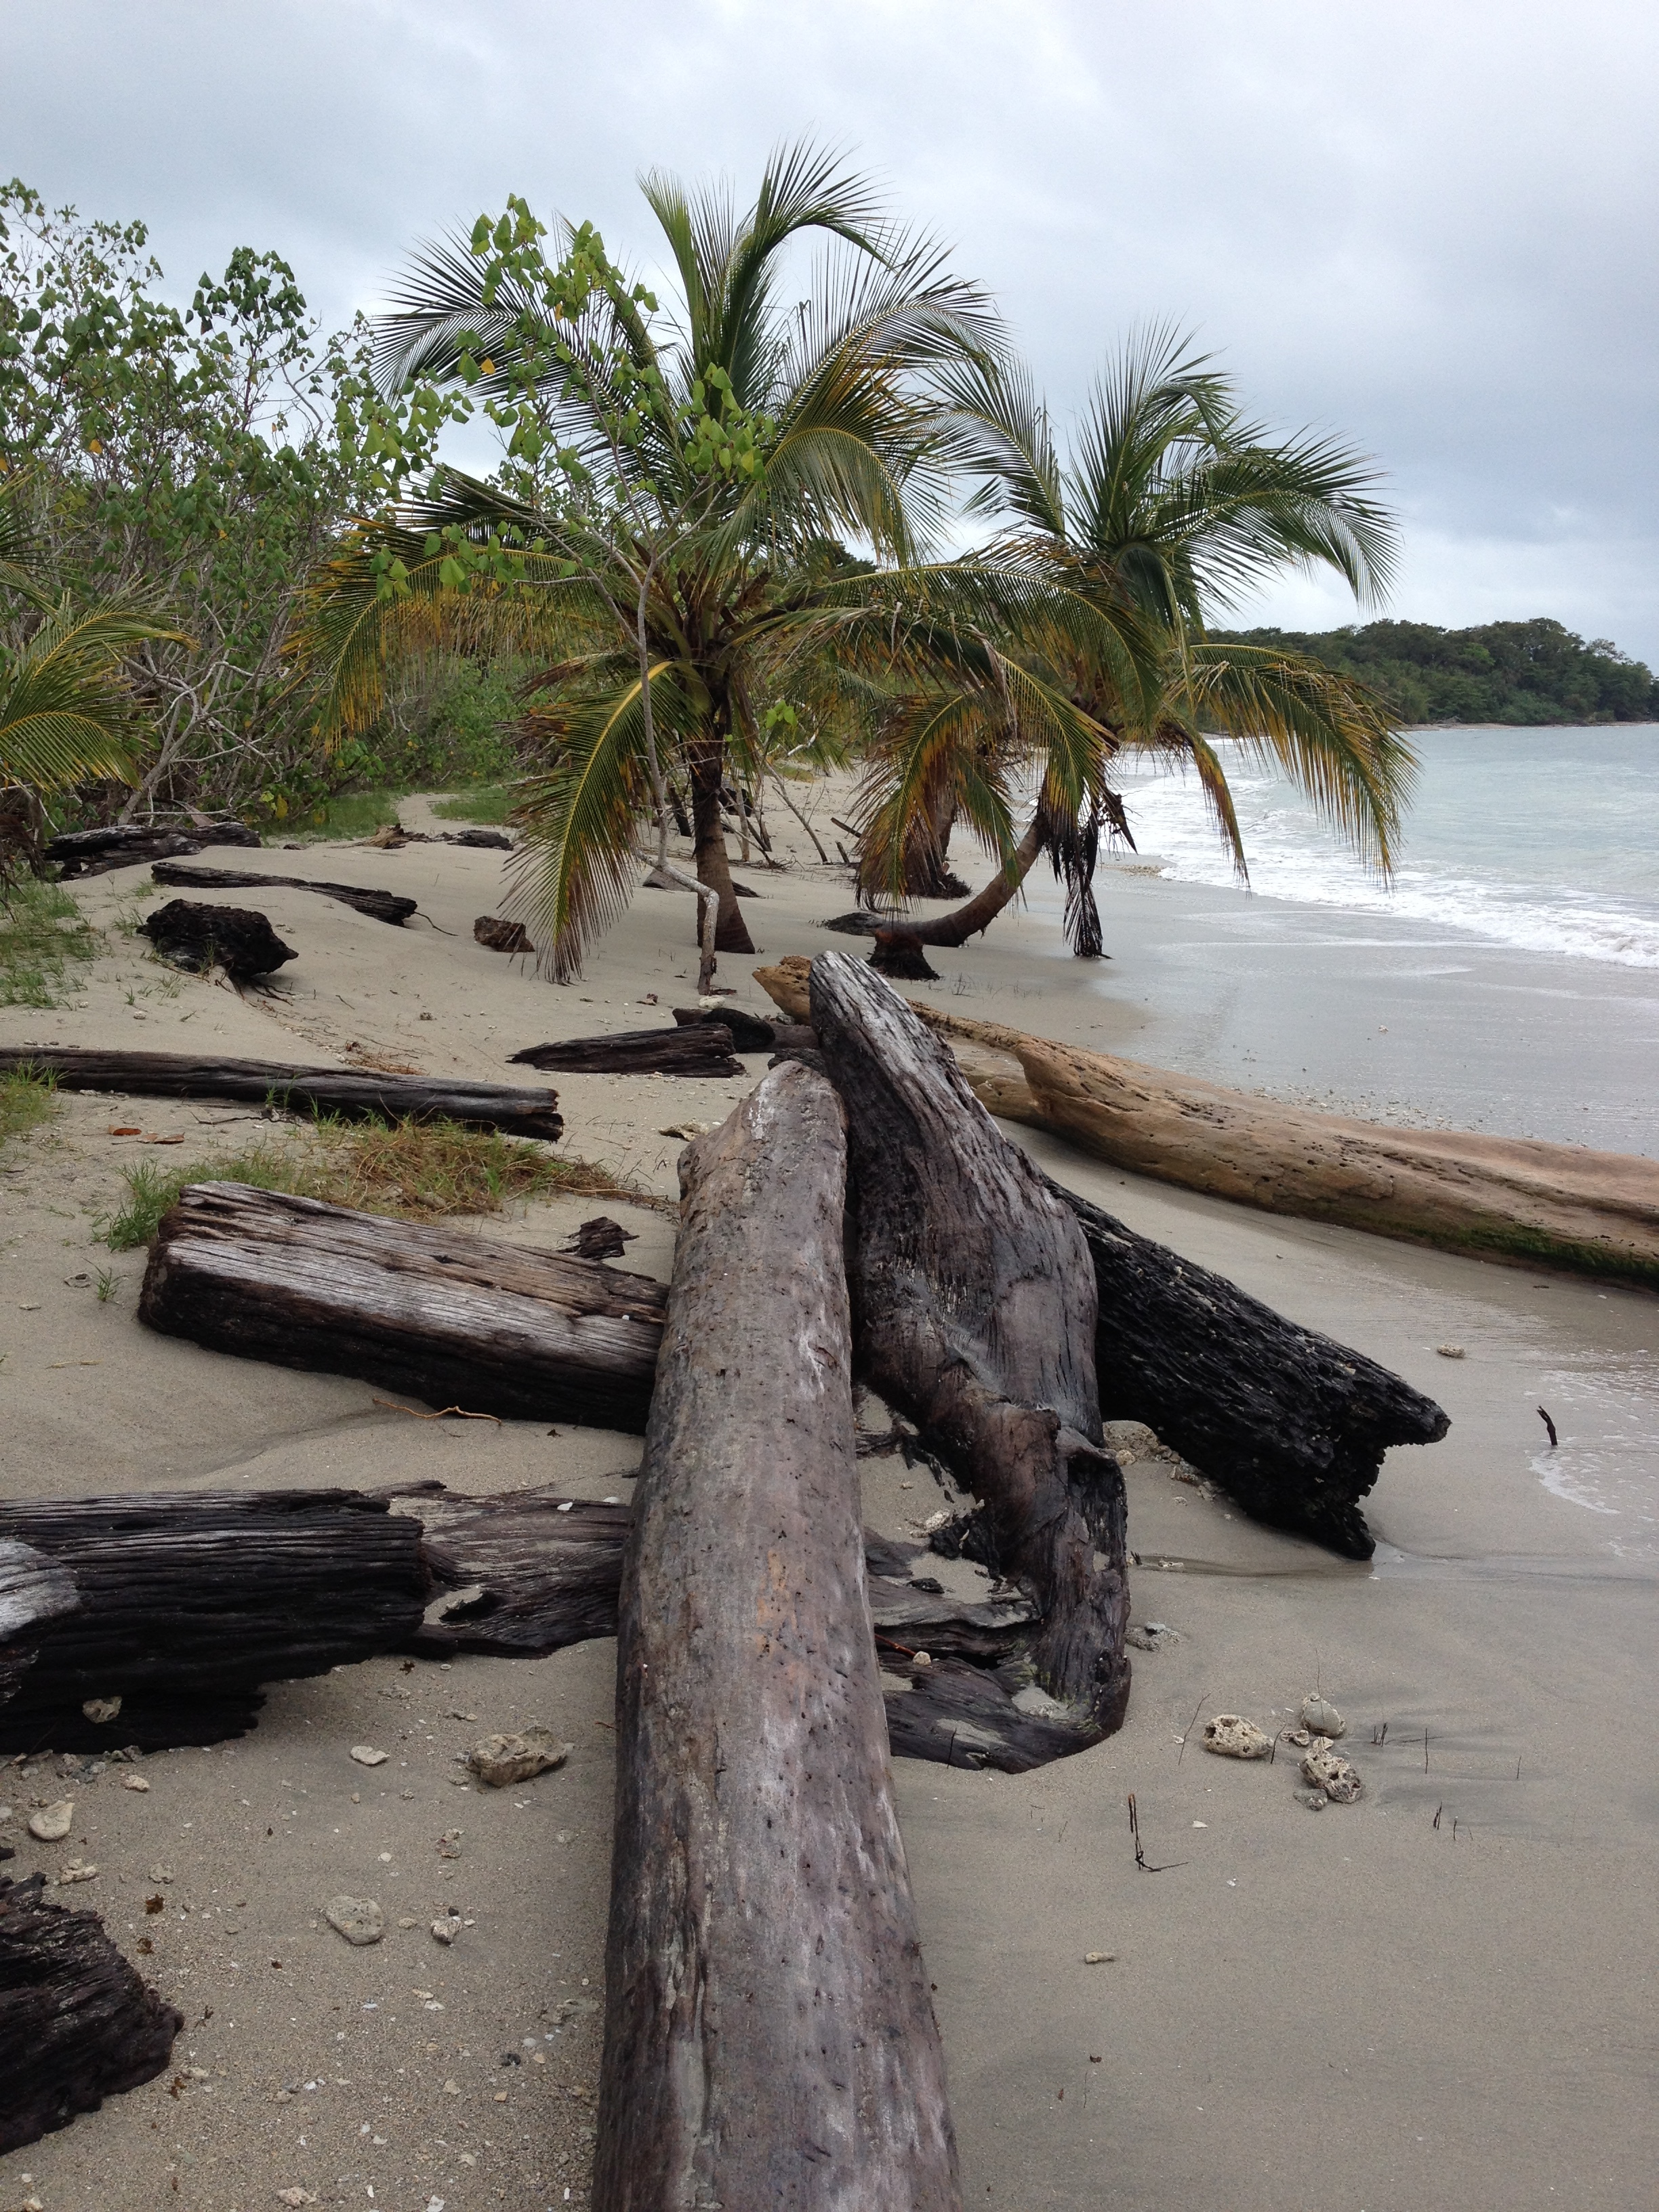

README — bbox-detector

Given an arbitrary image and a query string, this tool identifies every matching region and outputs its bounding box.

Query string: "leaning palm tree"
[304,145,1025,977]
[855,327,1416,951]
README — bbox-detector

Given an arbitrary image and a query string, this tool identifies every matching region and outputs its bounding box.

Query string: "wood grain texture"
[138,1182,665,1429]
[0,1047,564,1139]
[811,951,1130,1756]
[595,1061,960,2212]
[140,899,296,979]
[0,1489,428,1750]
[508,1025,744,1078]
[1052,1177,1449,1557]
[150,861,418,926]
[0,1873,184,2152]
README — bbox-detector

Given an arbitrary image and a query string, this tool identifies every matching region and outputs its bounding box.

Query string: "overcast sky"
[7,0,1657,661]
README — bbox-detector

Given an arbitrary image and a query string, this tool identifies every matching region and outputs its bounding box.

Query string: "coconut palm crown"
[855,327,1418,951]
[304,144,1025,976]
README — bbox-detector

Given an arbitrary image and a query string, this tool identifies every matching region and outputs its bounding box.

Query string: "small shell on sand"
[1435,1344,1467,1359]
[468,1725,571,1788]
[349,1744,388,1767]
[120,1771,150,1792]
[28,1799,74,1841]
[1300,1696,1346,1738]
[1202,1715,1272,1760]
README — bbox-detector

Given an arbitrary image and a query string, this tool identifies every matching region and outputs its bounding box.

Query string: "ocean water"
[1031,726,1659,1160]
[1113,726,1659,971]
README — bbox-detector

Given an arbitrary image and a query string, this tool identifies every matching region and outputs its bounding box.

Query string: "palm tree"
[304,145,1014,977]
[0,480,176,811]
[855,328,1416,951]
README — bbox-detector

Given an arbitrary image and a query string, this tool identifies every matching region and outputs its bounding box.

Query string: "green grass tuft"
[0,1063,58,1150]
[0,878,97,1006]
[98,1113,665,1249]
[287,790,406,842]
[430,783,518,825]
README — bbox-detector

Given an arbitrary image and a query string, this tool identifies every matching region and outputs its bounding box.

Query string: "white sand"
[1,790,1653,2209]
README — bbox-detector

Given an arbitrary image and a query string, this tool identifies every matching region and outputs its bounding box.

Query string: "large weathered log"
[150,861,417,926]
[141,898,296,980]
[596,1062,960,2212]
[0,1490,428,1751]
[1052,1179,1449,1557]
[508,1025,744,1078]
[930,1013,1659,1289]
[0,1873,184,2152]
[811,950,1130,1766]
[139,1182,665,1429]
[0,1047,565,1139]
[47,820,260,878]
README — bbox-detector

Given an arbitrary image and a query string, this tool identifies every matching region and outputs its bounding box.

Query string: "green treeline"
[1210,619,1659,727]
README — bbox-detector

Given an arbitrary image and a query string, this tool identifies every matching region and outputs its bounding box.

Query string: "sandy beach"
[2,792,1655,2211]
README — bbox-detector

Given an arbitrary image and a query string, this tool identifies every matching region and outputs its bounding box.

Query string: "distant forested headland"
[1210,619,1659,726]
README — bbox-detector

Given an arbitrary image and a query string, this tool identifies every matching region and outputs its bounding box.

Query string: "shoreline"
[1,792,1654,2210]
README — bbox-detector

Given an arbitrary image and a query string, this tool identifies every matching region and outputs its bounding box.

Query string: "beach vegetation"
[854,328,1412,953]
[0,872,97,1004]
[98,1111,660,1248]
[0,1061,57,1149]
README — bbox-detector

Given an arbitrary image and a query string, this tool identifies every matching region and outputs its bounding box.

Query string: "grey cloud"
[6,0,1655,657]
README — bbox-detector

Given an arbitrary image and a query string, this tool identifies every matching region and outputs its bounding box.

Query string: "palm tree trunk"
[901,817,1045,947]
[901,791,969,898]
[689,741,756,955]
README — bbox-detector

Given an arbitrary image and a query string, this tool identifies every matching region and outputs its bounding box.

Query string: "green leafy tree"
[0,179,440,821]
[857,329,1416,951]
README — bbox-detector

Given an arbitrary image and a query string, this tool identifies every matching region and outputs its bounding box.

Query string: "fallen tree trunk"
[1051,1180,1448,1557]
[0,1873,184,2152]
[141,899,297,980]
[47,821,259,878]
[937,1015,1659,1289]
[672,1004,817,1052]
[0,1048,565,1140]
[150,861,417,926]
[596,1061,960,2212]
[810,950,1130,1767]
[138,1182,665,1430]
[0,1490,428,1751]
[509,1024,745,1078]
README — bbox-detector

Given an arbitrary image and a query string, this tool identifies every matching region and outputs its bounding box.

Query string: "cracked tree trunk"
[594,1061,960,2212]
[810,950,1130,1767]
[689,737,755,954]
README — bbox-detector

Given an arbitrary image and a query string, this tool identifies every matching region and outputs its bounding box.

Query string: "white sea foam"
[1113,731,1659,970]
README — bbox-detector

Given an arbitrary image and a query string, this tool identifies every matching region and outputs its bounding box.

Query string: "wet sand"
[1,792,1654,2210]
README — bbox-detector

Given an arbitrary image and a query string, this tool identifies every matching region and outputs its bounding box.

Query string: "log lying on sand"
[1052,1180,1448,1557]
[811,950,1130,1769]
[754,960,1448,1557]
[938,1015,1659,1289]
[474,915,535,955]
[0,1874,184,2152]
[139,1182,666,1430]
[0,1490,428,1751]
[150,860,418,926]
[596,1062,961,2212]
[509,1024,745,1078]
[671,1002,818,1052]
[141,899,296,981]
[47,820,259,878]
[0,1046,565,1139]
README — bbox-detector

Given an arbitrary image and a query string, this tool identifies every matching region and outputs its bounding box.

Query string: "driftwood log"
[150,861,417,926]
[0,1874,184,2152]
[140,899,296,981]
[811,950,1129,1769]
[753,959,1452,1559]
[0,1490,428,1751]
[0,1047,565,1139]
[670,1003,814,1052]
[474,915,535,955]
[509,1025,745,1078]
[596,1063,960,2211]
[139,1182,665,1429]
[47,820,260,878]
[1053,1179,1449,1557]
